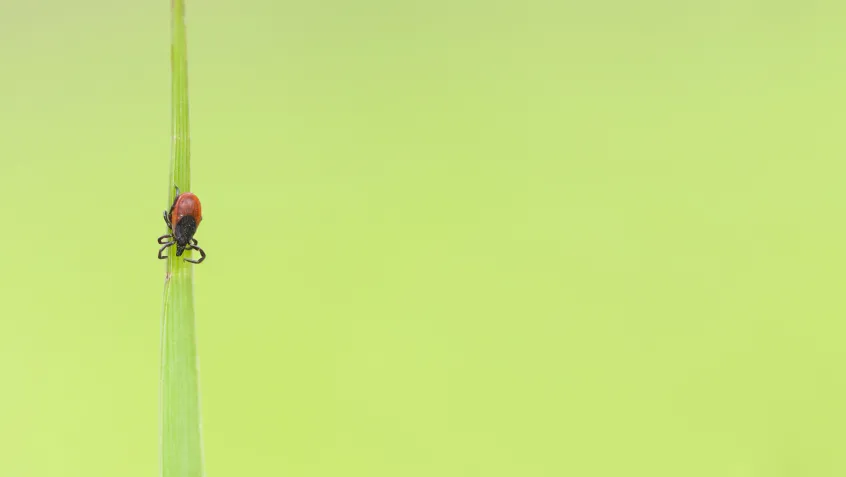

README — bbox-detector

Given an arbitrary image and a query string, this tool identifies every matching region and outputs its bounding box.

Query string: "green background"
[1,1,845,475]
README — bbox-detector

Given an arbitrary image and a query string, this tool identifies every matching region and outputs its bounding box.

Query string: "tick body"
[157,186,206,263]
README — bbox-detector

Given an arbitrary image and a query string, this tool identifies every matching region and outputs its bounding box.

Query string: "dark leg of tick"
[158,234,173,244]
[166,186,182,219]
[184,244,206,264]
[191,238,198,246]
[162,210,172,228]
[158,241,174,259]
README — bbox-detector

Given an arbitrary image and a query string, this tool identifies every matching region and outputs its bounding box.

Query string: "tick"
[157,185,206,263]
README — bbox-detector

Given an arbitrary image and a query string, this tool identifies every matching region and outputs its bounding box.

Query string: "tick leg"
[184,244,206,264]
[158,241,175,259]
[191,238,198,246]
[158,234,173,244]
[162,210,172,228]
[168,186,181,218]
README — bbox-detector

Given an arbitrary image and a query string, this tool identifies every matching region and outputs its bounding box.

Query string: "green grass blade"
[160,0,205,476]
[169,0,190,194]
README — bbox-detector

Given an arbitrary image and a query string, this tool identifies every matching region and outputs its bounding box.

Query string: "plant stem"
[160,0,204,476]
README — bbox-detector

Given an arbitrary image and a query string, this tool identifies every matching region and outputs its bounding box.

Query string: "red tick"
[157,185,206,263]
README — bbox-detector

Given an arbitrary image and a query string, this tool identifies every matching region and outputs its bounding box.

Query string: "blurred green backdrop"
[2,1,846,476]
